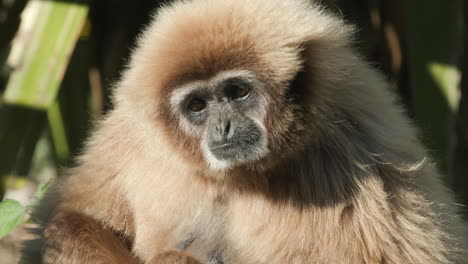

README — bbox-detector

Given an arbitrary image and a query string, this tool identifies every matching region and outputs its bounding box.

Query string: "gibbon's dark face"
[169,70,269,170]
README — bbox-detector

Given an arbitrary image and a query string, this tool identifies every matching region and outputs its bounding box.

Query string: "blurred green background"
[0,0,466,262]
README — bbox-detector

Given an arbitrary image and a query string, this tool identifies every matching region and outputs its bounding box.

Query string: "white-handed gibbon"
[26,0,468,263]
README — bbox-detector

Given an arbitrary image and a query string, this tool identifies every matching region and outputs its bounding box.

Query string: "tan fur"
[31,0,467,263]
[147,251,202,264]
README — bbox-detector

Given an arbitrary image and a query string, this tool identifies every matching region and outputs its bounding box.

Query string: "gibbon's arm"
[42,210,138,264]
[43,209,201,264]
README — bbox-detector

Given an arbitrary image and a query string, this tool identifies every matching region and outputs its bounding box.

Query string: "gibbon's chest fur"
[126,166,382,264]
[127,171,341,264]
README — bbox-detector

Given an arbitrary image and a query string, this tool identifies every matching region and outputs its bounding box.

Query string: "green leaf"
[0,199,26,239]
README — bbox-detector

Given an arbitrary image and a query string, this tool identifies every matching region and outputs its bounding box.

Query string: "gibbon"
[27,0,467,263]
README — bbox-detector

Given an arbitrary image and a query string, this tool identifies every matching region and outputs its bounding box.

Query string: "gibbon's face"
[169,70,269,171]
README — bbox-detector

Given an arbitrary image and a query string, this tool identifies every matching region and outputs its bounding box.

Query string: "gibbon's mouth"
[209,141,249,161]
[211,143,234,150]
[208,130,264,162]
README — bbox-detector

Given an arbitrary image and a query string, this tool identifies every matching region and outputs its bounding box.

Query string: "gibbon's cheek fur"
[30,0,468,263]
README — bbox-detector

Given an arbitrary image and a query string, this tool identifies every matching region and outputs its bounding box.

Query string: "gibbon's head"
[116,0,354,172]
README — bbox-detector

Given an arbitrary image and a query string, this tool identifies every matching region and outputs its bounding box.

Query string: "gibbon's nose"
[214,118,233,141]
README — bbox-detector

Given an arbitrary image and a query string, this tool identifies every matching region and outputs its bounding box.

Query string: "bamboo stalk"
[0,0,89,194]
[3,1,88,110]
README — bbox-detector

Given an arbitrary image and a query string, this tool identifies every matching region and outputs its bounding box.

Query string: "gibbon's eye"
[233,86,250,100]
[223,78,252,101]
[188,98,207,113]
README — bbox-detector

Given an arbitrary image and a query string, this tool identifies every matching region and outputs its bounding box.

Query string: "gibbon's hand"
[147,251,202,264]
